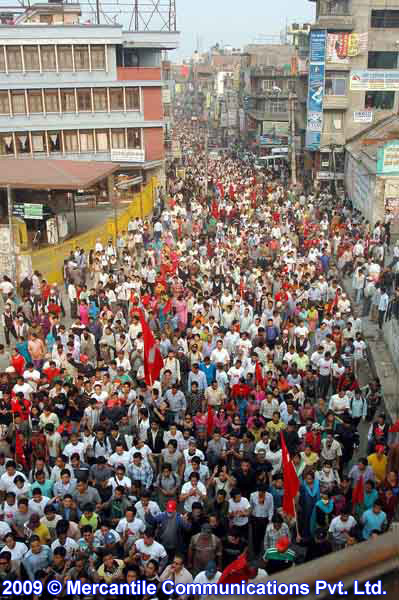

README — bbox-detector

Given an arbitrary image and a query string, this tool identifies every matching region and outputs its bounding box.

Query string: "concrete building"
[0,2,179,183]
[306,0,399,189]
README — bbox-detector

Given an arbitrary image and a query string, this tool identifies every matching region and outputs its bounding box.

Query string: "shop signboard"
[353,111,373,123]
[377,141,399,175]
[350,70,399,91]
[23,204,43,220]
[385,181,399,222]
[305,29,327,151]
[111,149,145,163]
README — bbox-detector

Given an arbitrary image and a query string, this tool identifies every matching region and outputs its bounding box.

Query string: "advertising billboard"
[305,29,326,151]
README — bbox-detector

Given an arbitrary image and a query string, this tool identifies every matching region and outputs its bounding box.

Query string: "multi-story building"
[0,1,179,183]
[305,0,399,188]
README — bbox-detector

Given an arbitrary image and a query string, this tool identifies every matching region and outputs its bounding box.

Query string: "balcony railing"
[319,0,351,16]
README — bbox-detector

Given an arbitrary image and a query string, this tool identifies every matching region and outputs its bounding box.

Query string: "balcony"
[319,0,351,16]
[248,109,289,122]
[323,95,349,110]
[117,67,162,82]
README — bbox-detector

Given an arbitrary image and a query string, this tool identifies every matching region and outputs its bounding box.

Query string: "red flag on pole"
[218,553,252,585]
[207,406,215,436]
[139,312,164,386]
[255,362,264,388]
[280,431,299,517]
[15,430,27,468]
[163,299,173,316]
[352,475,365,507]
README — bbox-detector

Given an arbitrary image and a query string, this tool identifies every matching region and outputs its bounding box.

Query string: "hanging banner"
[353,110,373,123]
[305,29,327,151]
[350,70,399,91]
[337,33,350,59]
[327,32,368,63]
[348,33,368,57]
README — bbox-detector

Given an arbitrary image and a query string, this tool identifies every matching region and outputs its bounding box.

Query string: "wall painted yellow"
[22,178,156,284]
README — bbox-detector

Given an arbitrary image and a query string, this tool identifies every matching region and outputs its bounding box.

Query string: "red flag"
[211,200,219,219]
[352,475,364,506]
[389,419,399,433]
[15,430,27,467]
[163,299,173,316]
[218,553,252,585]
[207,406,215,436]
[255,362,264,388]
[280,431,299,517]
[239,279,245,298]
[139,312,164,386]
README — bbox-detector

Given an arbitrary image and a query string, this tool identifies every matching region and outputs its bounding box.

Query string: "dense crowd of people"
[0,123,397,598]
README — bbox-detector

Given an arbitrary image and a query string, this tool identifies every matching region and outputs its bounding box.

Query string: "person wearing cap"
[263,535,296,574]
[368,444,388,485]
[145,499,190,561]
[192,560,222,600]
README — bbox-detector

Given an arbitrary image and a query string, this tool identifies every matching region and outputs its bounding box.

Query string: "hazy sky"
[173,0,315,60]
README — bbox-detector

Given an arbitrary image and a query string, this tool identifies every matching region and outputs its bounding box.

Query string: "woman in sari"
[299,470,321,541]
[310,491,335,536]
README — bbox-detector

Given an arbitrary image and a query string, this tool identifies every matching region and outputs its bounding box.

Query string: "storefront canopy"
[0,159,119,191]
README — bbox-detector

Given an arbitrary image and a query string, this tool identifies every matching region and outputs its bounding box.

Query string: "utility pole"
[204,129,209,198]
[289,93,297,186]
[7,185,16,285]
[96,0,100,24]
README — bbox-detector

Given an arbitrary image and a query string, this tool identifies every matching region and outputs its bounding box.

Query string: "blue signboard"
[306,29,327,152]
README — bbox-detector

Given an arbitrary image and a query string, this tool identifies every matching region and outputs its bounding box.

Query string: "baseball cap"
[104,532,116,545]
[166,500,177,513]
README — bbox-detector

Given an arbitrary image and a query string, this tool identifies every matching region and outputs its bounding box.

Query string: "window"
[0,47,5,72]
[91,45,105,70]
[47,132,61,153]
[41,46,56,71]
[96,130,109,151]
[77,88,92,112]
[79,130,94,152]
[110,88,124,111]
[64,131,78,152]
[0,92,9,115]
[319,0,350,16]
[368,52,398,69]
[74,45,89,70]
[111,129,125,149]
[127,128,141,149]
[125,87,140,110]
[0,134,14,156]
[28,90,43,114]
[265,100,288,112]
[371,10,399,28]
[93,88,107,111]
[15,133,30,154]
[61,89,76,113]
[262,80,273,91]
[24,46,40,71]
[58,46,73,71]
[31,132,46,153]
[6,47,22,71]
[11,92,26,115]
[325,74,347,96]
[365,91,395,110]
[45,90,59,113]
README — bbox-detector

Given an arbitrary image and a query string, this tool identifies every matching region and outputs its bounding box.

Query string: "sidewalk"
[343,275,399,422]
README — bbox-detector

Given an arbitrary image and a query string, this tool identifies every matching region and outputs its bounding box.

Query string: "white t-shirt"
[180,481,207,512]
[108,451,131,470]
[353,340,366,360]
[193,571,222,600]
[0,471,27,492]
[319,358,333,376]
[5,541,28,561]
[116,516,145,540]
[63,442,85,462]
[228,497,250,526]
[135,539,167,565]
[328,515,357,543]
[51,537,79,559]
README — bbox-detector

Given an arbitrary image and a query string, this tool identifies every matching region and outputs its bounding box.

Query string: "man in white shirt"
[134,529,167,569]
[193,562,222,600]
[210,340,230,367]
[228,488,250,533]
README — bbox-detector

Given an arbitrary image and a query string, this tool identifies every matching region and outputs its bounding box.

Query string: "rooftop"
[0,158,119,190]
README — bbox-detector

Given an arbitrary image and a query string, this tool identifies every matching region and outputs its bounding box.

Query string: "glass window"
[96,130,109,151]
[111,129,125,149]
[0,134,14,156]
[368,52,398,69]
[365,91,395,110]
[64,131,78,152]
[110,88,124,111]
[0,92,9,115]
[91,45,105,70]
[61,89,76,113]
[79,130,94,151]
[11,92,26,115]
[58,46,73,71]
[77,88,92,112]
[74,45,89,70]
[41,46,56,71]
[125,87,140,110]
[127,128,141,149]
[47,132,61,153]
[325,75,347,96]
[371,9,399,28]
[93,88,107,111]
[31,132,46,153]
[7,47,22,71]
[45,90,59,113]
[24,46,40,71]
[28,90,43,114]
[0,47,5,72]
[15,133,30,154]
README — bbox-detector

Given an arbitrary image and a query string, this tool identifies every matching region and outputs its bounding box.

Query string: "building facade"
[0,2,179,182]
[305,0,399,188]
